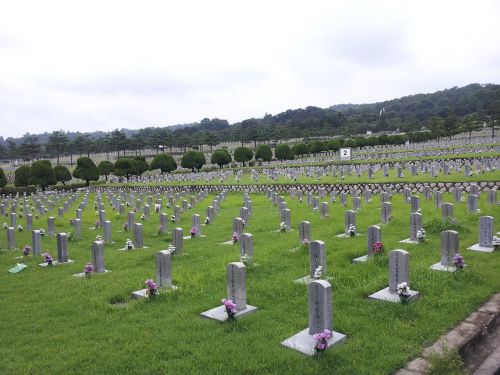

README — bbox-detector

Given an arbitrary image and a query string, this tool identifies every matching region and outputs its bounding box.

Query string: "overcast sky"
[1,0,499,139]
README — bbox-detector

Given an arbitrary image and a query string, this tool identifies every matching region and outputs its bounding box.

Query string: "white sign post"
[340,148,351,161]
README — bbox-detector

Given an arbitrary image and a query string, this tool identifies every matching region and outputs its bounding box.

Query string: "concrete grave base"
[430,262,459,272]
[132,285,178,299]
[281,328,346,356]
[73,270,111,278]
[399,238,421,244]
[183,235,206,240]
[336,233,362,238]
[200,305,257,321]
[352,255,369,263]
[38,259,74,267]
[221,240,236,245]
[118,246,149,251]
[294,276,333,285]
[467,244,495,252]
[369,287,420,303]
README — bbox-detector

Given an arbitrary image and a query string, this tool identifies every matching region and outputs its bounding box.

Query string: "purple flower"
[453,254,464,269]
[42,252,53,265]
[123,223,129,231]
[23,245,31,256]
[222,298,237,318]
[84,263,93,275]
[313,329,332,352]
[232,232,239,243]
[190,226,198,236]
[145,279,158,297]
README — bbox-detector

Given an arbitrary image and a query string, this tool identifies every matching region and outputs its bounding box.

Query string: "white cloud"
[0,0,499,138]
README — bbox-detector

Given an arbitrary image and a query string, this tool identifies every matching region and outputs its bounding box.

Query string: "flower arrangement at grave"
[279,222,287,232]
[23,245,31,256]
[348,224,356,237]
[145,279,159,298]
[313,329,332,353]
[40,228,45,236]
[371,241,384,255]
[240,253,252,266]
[95,234,102,241]
[123,222,128,231]
[313,207,319,213]
[67,232,74,241]
[94,220,100,229]
[232,232,239,243]
[205,217,210,225]
[416,228,426,243]
[17,224,23,232]
[171,214,175,223]
[42,252,53,265]
[396,282,411,304]
[222,298,237,320]
[84,263,93,276]
[2,222,7,229]
[190,226,198,238]
[18,213,22,219]
[453,254,465,269]
[302,238,310,247]
[187,204,192,209]
[140,214,145,221]
[167,244,176,254]
[125,239,134,250]
[313,266,323,279]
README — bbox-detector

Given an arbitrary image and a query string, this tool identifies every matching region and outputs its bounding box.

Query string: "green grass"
[0,190,499,374]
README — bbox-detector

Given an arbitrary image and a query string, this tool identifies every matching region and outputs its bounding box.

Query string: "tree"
[0,167,7,187]
[233,147,253,166]
[274,144,294,161]
[134,156,149,176]
[15,165,31,187]
[114,158,137,180]
[211,149,232,169]
[292,143,309,157]
[30,160,56,191]
[181,151,206,172]
[111,129,127,157]
[53,165,72,185]
[48,130,68,165]
[309,141,324,155]
[73,157,99,186]
[97,161,115,180]
[19,135,41,161]
[149,154,177,174]
[255,144,272,162]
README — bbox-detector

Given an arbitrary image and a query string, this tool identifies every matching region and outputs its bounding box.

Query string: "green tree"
[48,130,68,165]
[211,149,232,168]
[0,167,7,187]
[233,147,253,166]
[292,143,309,157]
[97,161,115,180]
[149,154,177,174]
[53,165,72,185]
[181,151,206,172]
[30,160,56,191]
[114,158,137,180]
[309,141,324,155]
[255,144,272,162]
[14,165,31,187]
[274,144,294,161]
[134,156,149,176]
[73,157,99,186]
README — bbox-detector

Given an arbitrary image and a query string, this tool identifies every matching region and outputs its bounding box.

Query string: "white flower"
[2,222,7,229]
[279,222,286,232]
[313,266,323,279]
[397,282,411,297]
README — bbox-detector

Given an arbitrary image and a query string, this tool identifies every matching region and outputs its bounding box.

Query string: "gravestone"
[281,279,346,356]
[103,220,112,244]
[353,225,381,263]
[431,231,460,272]
[299,221,311,246]
[57,232,73,263]
[192,214,201,237]
[200,262,257,321]
[92,240,107,273]
[7,227,15,249]
[159,213,168,234]
[173,228,184,254]
[467,195,479,214]
[487,189,497,205]
[441,203,454,221]
[240,233,254,260]
[240,207,249,223]
[133,223,144,248]
[74,219,81,240]
[143,204,150,220]
[434,191,443,208]
[342,210,356,236]
[127,212,135,231]
[174,205,181,223]
[410,196,419,213]
[295,240,327,284]
[282,208,291,232]
[353,197,361,211]
[32,229,41,255]
[48,217,55,236]
[26,214,32,231]
[380,202,392,224]
[453,187,462,203]
[369,249,419,302]
[58,207,64,219]
[400,213,423,244]
[156,250,174,289]
[233,217,244,235]
[468,216,495,252]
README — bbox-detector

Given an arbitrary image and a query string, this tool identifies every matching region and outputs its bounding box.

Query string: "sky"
[0,0,499,139]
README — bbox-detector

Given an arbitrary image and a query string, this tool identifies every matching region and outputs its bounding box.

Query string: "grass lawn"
[0,189,499,374]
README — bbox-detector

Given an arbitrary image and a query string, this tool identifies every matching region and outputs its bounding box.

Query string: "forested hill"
[1,83,499,155]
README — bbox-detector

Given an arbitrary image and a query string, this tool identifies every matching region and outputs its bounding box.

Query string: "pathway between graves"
[394,293,500,375]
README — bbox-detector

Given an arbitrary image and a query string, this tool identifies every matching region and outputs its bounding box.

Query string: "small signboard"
[340,148,351,161]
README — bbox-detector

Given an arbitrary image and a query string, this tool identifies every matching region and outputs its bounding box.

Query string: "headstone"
[127,212,135,232]
[47,217,55,236]
[240,233,254,260]
[431,231,459,271]
[467,195,479,214]
[32,229,41,255]
[368,249,419,302]
[57,233,70,263]
[156,250,173,289]
[468,216,494,252]
[103,220,112,244]
[92,240,106,272]
[283,208,291,232]
[441,203,454,221]
[434,191,443,208]
[174,205,181,223]
[159,213,168,234]
[173,228,184,254]
[74,218,81,240]
[192,214,201,237]
[26,213,33,231]
[133,223,144,248]
[309,240,326,279]
[233,217,244,235]
[7,227,15,249]
[380,202,392,224]
[410,196,419,213]
[299,221,311,245]
[344,210,356,236]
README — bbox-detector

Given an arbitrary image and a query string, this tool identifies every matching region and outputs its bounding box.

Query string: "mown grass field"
[0,189,499,374]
